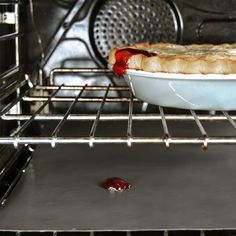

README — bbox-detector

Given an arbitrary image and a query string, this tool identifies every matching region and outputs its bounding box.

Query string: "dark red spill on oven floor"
[100,177,131,192]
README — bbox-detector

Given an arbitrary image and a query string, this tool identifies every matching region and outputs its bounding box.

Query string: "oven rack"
[1,70,236,149]
[0,230,235,236]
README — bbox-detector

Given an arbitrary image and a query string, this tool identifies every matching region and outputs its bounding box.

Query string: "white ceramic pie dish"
[123,69,236,110]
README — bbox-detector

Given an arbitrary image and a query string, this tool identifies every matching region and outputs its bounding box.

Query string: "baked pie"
[108,42,236,75]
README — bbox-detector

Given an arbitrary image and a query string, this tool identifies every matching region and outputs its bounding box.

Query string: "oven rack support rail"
[1,68,236,149]
[0,0,20,79]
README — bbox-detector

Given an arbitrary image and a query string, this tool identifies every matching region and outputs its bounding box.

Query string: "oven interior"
[1,0,236,234]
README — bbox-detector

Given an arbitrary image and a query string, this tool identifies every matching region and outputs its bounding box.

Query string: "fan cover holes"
[93,0,179,61]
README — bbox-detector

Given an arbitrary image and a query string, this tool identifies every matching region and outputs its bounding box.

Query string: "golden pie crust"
[108,42,236,74]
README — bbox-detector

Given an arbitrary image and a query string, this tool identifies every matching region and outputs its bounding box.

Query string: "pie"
[108,42,236,75]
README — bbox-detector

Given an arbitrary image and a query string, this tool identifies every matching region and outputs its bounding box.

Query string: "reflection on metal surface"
[29,0,45,61]
[0,12,15,24]
[169,82,196,107]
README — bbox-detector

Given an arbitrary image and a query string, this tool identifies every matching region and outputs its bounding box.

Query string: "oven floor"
[1,129,236,230]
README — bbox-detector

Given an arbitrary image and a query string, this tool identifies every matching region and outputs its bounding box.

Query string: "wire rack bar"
[36,85,129,91]
[159,106,171,148]
[50,68,111,73]
[222,111,236,129]
[3,113,236,121]
[0,66,19,81]
[89,85,110,147]
[190,110,208,149]
[0,79,19,97]
[51,85,86,147]
[49,68,112,84]
[127,91,134,147]
[190,110,207,136]
[1,230,235,236]
[0,32,19,42]
[15,2,19,66]
[22,96,139,103]
[0,137,236,145]
[0,78,26,101]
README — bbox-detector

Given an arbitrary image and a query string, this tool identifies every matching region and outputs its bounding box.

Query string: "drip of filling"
[100,177,131,192]
[113,48,156,76]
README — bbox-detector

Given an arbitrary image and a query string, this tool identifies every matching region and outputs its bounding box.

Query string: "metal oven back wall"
[178,0,236,44]
[26,0,236,78]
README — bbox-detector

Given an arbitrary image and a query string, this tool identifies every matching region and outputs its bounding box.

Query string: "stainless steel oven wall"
[0,0,33,206]
[179,0,236,44]
[26,0,76,75]
[27,0,236,78]
[26,0,236,113]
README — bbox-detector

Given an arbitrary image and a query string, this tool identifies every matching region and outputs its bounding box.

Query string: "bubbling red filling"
[101,177,131,192]
[113,48,157,76]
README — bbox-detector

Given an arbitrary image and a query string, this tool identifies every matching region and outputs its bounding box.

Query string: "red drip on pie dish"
[113,48,157,76]
[101,177,131,192]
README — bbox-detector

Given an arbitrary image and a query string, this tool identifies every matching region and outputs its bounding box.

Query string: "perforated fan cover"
[92,0,179,61]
